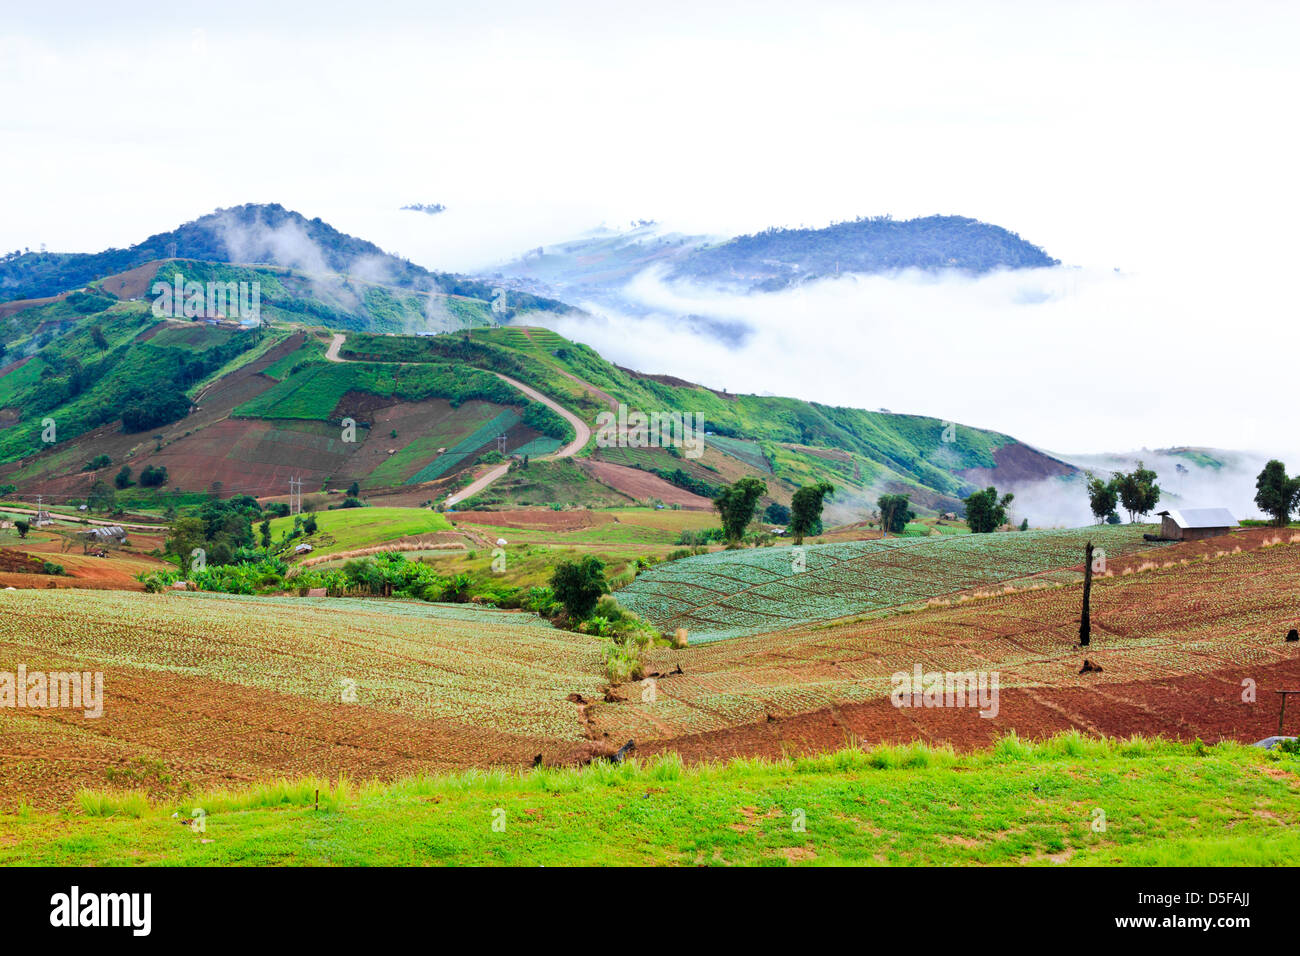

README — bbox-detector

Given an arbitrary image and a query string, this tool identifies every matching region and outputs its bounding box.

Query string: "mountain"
[0,204,574,320]
[0,284,1073,521]
[669,215,1059,291]
[0,207,1082,522]
[494,214,1059,301]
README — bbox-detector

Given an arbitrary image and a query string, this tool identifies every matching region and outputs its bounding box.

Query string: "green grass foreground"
[4,733,1299,866]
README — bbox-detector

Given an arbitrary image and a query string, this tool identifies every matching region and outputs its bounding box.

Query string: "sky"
[2,0,1298,469]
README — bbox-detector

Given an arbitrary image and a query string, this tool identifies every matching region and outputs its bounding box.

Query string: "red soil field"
[577,459,714,509]
[0,662,552,810]
[641,657,1300,765]
[448,509,615,532]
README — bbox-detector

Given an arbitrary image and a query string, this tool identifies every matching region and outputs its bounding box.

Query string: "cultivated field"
[0,591,606,810]
[603,537,1300,758]
[619,525,1168,641]
[2,524,1296,849]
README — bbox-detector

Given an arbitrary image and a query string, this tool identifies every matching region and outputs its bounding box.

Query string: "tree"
[346,481,360,498]
[259,519,271,549]
[764,502,791,525]
[713,477,767,543]
[139,465,168,487]
[964,487,1014,533]
[90,325,109,350]
[303,514,318,534]
[87,479,116,512]
[115,466,134,489]
[164,516,206,570]
[14,520,29,539]
[788,482,834,545]
[1115,463,1161,523]
[877,494,915,536]
[550,556,608,619]
[1085,473,1119,524]
[1254,459,1300,527]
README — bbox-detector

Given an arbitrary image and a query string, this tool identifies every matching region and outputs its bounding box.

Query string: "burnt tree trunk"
[1080,541,1093,647]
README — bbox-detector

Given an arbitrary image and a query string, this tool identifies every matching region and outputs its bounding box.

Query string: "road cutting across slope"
[323,333,591,504]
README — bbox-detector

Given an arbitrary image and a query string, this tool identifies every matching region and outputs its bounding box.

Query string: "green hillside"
[0,248,1071,517]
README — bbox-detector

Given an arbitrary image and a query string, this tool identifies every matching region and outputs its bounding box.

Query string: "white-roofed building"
[1156,508,1238,542]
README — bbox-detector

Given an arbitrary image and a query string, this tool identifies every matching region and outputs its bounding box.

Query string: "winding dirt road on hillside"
[324,333,591,505]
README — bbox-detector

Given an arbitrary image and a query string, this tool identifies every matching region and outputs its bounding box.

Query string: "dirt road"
[323,333,592,505]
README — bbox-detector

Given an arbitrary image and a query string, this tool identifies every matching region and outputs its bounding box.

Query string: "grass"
[456,459,632,510]
[269,506,452,557]
[4,733,1298,866]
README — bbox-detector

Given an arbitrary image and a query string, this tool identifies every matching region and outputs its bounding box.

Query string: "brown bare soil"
[94,260,168,301]
[0,662,555,810]
[641,658,1300,764]
[1101,526,1299,574]
[448,509,615,532]
[0,548,48,574]
[956,440,1077,486]
[577,460,714,509]
[0,295,66,320]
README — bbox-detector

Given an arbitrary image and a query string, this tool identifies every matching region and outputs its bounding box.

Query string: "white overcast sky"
[2,0,1298,465]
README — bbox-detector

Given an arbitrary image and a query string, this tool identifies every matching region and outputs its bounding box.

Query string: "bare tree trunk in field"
[1080,541,1093,647]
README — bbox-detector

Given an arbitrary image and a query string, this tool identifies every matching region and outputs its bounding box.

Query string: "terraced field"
[619,525,1167,642]
[0,591,606,809]
[407,410,521,483]
[604,539,1300,752]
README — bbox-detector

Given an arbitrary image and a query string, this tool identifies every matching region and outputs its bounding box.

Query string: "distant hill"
[670,215,1059,290]
[0,204,573,319]
[493,214,1059,306]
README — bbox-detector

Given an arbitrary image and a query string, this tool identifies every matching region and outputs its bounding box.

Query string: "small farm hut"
[1156,508,1238,542]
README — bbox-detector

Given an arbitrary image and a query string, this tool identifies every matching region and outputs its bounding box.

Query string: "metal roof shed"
[1156,508,1238,541]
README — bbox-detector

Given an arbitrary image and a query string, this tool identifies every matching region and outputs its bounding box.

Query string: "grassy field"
[235,361,518,421]
[269,506,452,557]
[4,733,1298,866]
[456,459,634,510]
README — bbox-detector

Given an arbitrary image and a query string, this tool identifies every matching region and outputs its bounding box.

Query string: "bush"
[550,556,608,619]
[121,390,191,433]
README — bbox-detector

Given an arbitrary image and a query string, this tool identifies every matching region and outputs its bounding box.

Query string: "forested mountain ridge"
[670,215,1059,290]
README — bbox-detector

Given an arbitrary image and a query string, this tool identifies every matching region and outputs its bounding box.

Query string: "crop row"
[619,526,1167,641]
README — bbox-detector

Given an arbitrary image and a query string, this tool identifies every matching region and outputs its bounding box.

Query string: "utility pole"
[1080,541,1093,647]
[496,434,507,455]
[289,476,302,515]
